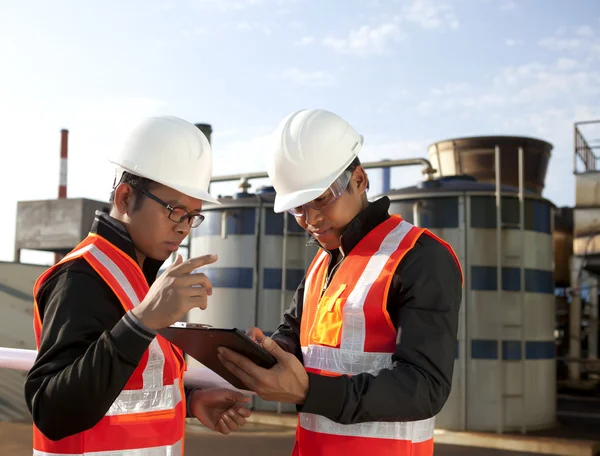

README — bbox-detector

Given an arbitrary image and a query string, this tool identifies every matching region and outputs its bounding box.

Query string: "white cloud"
[539,25,600,56]
[576,25,595,38]
[556,57,578,71]
[235,21,272,35]
[190,0,263,13]
[322,22,405,56]
[181,28,205,37]
[500,1,517,11]
[278,68,337,87]
[505,38,522,46]
[294,36,314,46]
[402,0,459,30]
[418,58,600,115]
[320,0,459,56]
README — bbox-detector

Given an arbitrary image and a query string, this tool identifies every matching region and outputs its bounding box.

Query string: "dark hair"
[109,171,155,211]
[345,156,370,192]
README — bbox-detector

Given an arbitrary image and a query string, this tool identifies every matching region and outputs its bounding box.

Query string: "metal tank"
[428,136,552,195]
[188,187,316,412]
[374,144,556,432]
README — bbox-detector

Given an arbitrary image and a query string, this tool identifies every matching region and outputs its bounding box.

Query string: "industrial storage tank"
[374,171,556,432]
[428,136,552,195]
[188,187,315,412]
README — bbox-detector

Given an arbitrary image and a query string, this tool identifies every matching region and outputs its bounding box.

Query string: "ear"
[113,184,136,215]
[353,167,369,194]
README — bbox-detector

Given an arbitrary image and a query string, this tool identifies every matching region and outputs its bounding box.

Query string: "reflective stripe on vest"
[32,439,182,456]
[32,234,186,455]
[65,242,175,415]
[296,216,462,454]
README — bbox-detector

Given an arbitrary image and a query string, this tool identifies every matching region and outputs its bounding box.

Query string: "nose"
[174,219,192,235]
[304,206,323,226]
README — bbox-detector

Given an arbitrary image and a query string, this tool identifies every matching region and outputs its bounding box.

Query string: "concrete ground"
[0,421,564,456]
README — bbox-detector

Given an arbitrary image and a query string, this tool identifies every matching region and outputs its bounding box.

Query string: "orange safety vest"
[294,215,463,456]
[32,233,187,456]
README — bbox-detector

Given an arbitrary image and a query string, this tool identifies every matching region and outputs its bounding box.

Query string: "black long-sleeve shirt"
[271,196,463,424]
[24,212,197,441]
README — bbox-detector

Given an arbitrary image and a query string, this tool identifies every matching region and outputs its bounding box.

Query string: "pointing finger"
[174,254,218,274]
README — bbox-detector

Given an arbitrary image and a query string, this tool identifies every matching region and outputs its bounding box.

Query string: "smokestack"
[195,123,212,144]
[59,129,68,198]
[55,129,68,264]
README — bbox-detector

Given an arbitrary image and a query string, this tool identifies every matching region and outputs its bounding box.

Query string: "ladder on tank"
[495,145,527,435]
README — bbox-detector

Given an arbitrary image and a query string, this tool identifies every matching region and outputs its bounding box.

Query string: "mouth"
[310,228,332,237]
[165,242,181,252]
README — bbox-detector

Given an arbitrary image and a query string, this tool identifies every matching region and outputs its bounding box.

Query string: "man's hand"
[218,337,309,404]
[246,327,266,343]
[189,388,252,435]
[132,253,218,330]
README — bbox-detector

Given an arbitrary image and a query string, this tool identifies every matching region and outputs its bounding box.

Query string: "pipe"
[382,161,391,193]
[0,347,255,394]
[412,201,422,227]
[55,129,69,264]
[209,157,437,187]
[569,256,583,382]
[589,278,599,360]
[518,146,526,435]
[59,129,68,199]
[494,144,503,435]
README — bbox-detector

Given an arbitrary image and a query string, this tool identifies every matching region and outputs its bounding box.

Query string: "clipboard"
[158,322,277,391]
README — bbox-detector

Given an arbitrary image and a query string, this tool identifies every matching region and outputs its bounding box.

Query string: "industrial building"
[1,121,599,446]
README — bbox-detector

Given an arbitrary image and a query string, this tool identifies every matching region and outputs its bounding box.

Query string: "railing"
[574,120,600,173]
[209,157,437,191]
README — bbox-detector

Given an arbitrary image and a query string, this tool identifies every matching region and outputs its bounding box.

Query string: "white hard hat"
[267,109,363,213]
[109,115,220,204]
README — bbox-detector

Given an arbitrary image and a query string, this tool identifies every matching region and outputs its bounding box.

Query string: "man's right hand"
[246,327,267,343]
[132,253,218,330]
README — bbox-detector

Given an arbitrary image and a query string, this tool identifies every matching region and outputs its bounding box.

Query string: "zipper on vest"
[321,248,345,296]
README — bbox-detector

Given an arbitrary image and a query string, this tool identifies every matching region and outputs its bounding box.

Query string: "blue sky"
[1,0,599,264]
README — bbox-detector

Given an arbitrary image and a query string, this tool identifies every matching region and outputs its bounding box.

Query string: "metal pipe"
[589,277,599,360]
[412,201,422,226]
[494,145,504,435]
[382,161,391,193]
[209,157,437,186]
[574,124,579,174]
[574,119,600,126]
[518,146,526,435]
[277,211,289,415]
[569,256,582,382]
[59,129,68,199]
[221,210,231,239]
[460,196,468,431]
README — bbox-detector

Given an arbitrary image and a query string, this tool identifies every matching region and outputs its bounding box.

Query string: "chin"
[321,240,341,251]
[152,250,172,262]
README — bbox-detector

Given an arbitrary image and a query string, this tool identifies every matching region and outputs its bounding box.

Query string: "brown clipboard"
[158,322,277,391]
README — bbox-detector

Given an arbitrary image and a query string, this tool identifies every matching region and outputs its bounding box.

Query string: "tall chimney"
[55,129,68,264]
[59,129,68,198]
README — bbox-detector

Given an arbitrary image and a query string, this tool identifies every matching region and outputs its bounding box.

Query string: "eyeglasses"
[133,187,205,228]
[288,171,351,218]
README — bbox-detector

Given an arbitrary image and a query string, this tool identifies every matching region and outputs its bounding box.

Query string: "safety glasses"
[288,171,352,217]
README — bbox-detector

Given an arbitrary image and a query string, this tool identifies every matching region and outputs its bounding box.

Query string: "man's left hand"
[218,337,309,404]
[189,388,252,434]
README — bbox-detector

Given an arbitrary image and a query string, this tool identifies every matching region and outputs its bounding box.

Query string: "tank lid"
[233,191,255,199]
[256,186,276,194]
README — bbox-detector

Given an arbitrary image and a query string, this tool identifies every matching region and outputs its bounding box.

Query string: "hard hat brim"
[110,161,221,205]
[273,187,328,214]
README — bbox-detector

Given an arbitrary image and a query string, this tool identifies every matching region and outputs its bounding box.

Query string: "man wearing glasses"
[218,109,463,456]
[25,116,251,455]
